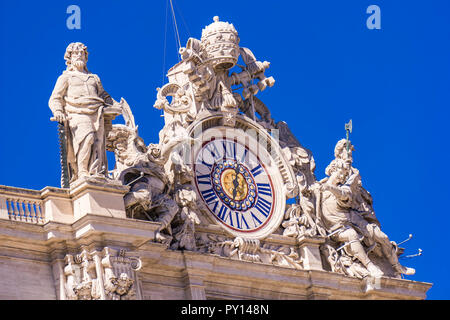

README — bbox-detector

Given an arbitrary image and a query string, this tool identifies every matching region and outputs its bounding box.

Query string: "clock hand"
[232,162,240,201]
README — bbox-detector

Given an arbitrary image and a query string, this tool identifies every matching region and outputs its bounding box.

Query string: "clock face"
[193,129,284,239]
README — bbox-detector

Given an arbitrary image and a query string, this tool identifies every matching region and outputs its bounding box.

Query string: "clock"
[192,125,288,239]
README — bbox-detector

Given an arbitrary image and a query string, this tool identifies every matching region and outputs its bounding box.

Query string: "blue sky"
[1,0,449,299]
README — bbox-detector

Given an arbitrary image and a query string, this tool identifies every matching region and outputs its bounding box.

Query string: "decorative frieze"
[63,247,141,300]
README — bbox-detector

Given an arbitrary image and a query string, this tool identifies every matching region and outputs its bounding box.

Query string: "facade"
[0,17,432,300]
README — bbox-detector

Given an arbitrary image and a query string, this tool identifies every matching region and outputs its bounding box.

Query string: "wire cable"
[162,0,169,85]
[169,0,181,60]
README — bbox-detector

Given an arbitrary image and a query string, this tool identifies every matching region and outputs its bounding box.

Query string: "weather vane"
[345,119,352,152]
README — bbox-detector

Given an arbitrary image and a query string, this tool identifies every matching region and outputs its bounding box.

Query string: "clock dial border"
[191,126,286,240]
[194,137,275,233]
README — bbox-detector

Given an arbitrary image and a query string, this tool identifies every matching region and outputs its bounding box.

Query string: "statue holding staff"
[49,42,121,183]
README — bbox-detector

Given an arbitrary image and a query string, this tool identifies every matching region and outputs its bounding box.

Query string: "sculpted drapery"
[49,42,114,182]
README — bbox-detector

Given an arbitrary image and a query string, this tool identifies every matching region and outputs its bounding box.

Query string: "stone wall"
[0,183,432,300]
[0,255,56,300]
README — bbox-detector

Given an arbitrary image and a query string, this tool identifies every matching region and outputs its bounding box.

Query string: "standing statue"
[49,42,121,183]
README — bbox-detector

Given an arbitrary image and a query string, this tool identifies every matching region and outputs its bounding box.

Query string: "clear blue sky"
[1,0,449,299]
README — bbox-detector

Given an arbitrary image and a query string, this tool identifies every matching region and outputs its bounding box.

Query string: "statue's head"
[64,42,89,72]
[334,139,354,160]
[325,159,350,185]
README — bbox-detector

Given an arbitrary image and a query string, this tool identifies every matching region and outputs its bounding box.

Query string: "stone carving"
[320,243,370,279]
[274,124,416,279]
[316,139,415,278]
[171,187,201,250]
[241,96,274,128]
[63,247,141,300]
[102,248,140,300]
[278,122,326,239]
[272,116,416,279]
[49,42,122,183]
[196,234,303,270]
[106,99,202,248]
[156,16,274,128]
[107,122,178,242]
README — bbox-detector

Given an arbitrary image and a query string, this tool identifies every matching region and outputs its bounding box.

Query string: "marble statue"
[106,98,201,248]
[49,42,121,183]
[106,120,179,243]
[318,139,415,278]
[274,119,416,278]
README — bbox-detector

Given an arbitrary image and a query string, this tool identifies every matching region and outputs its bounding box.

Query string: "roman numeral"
[250,211,263,228]
[216,204,233,226]
[222,140,236,160]
[257,183,272,196]
[201,189,217,204]
[235,212,250,230]
[197,173,211,185]
[251,164,264,177]
[205,141,221,161]
[210,200,219,213]
[254,197,272,217]
[200,159,213,170]
[240,148,249,163]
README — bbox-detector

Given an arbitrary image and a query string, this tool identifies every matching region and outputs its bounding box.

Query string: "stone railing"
[0,179,129,226]
[5,197,44,223]
[0,186,45,224]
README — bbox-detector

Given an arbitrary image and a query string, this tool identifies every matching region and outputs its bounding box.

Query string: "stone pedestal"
[70,177,129,221]
[297,236,326,271]
[41,187,72,224]
[40,178,129,224]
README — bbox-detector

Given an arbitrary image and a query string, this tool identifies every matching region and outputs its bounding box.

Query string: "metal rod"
[336,237,363,252]
[126,172,145,186]
[402,248,422,259]
[397,234,413,246]
[327,227,344,238]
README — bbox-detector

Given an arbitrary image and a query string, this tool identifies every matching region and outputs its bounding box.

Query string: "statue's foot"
[155,231,172,245]
[393,263,415,275]
[79,170,89,178]
[155,231,166,243]
[366,262,384,278]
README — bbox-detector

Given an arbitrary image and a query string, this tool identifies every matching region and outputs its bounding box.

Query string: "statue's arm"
[323,183,352,202]
[95,75,114,105]
[229,72,243,86]
[48,74,68,115]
